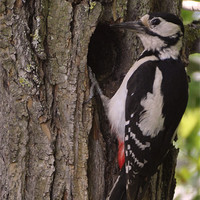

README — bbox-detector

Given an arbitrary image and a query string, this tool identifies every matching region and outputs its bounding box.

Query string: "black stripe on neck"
[138,49,181,61]
[138,50,159,60]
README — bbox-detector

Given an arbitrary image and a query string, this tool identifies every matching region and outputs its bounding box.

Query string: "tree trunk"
[0,0,182,200]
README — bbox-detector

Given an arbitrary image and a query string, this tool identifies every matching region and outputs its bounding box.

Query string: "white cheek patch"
[138,67,165,138]
[153,21,181,37]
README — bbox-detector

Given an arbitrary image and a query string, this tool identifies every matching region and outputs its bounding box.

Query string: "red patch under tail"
[118,140,125,169]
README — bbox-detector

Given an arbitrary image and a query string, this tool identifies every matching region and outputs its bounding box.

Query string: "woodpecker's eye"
[151,18,161,26]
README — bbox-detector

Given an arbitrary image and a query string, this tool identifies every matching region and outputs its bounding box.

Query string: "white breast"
[107,55,158,141]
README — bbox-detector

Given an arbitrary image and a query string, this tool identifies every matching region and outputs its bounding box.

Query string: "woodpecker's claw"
[85,66,103,103]
[85,78,96,103]
[88,66,103,96]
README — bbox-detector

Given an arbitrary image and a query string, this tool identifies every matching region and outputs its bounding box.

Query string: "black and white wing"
[125,59,188,199]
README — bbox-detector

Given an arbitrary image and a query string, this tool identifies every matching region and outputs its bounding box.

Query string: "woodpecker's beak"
[110,20,146,33]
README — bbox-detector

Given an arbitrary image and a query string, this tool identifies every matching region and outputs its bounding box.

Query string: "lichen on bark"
[0,0,101,199]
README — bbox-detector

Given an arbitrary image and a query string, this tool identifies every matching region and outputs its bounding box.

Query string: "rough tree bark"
[0,0,196,200]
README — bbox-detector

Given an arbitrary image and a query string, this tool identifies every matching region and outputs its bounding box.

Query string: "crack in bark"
[23,98,32,200]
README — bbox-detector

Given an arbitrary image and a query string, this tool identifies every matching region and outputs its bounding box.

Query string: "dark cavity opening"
[87,23,121,80]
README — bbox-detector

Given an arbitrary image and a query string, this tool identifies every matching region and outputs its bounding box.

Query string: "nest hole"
[87,23,121,80]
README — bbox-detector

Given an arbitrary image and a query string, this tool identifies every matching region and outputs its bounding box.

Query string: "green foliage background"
[175,7,200,200]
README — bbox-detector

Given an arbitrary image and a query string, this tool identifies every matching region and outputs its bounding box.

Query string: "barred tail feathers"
[107,166,126,200]
[107,165,150,200]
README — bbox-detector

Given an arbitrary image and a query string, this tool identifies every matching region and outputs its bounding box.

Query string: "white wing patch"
[138,67,164,138]
[108,55,158,141]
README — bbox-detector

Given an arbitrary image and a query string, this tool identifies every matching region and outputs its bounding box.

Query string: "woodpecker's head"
[112,13,184,60]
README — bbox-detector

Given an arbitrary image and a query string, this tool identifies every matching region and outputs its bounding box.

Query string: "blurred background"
[174,1,200,199]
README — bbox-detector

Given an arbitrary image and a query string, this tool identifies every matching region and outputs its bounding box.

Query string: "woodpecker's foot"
[85,66,97,103]
[85,66,104,103]
[88,66,103,96]
[86,66,110,112]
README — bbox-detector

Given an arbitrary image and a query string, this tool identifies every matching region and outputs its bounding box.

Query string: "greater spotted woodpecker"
[88,13,188,200]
